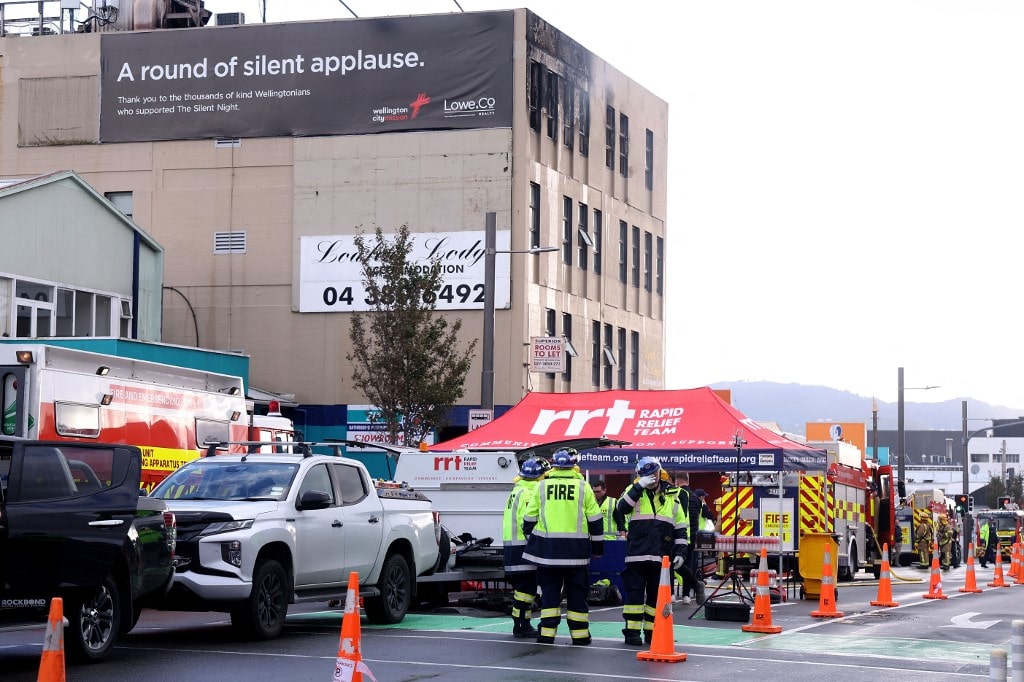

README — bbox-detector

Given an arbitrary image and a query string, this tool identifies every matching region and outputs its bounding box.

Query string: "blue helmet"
[520,458,546,480]
[635,456,661,478]
[551,448,578,468]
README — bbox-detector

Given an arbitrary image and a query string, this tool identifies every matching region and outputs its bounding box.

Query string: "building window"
[619,113,629,177]
[630,331,640,390]
[970,453,990,463]
[656,236,664,296]
[617,327,627,389]
[545,308,557,379]
[578,91,590,156]
[591,320,601,388]
[3,275,125,340]
[105,191,133,219]
[546,71,559,139]
[562,197,573,265]
[643,231,653,292]
[605,105,616,169]
[645,129,654,191]
[603,323,614,389]
[562,313,574,383]
[529,182,541,249]
[577,203,589,271]
[593,209,603,276]
[563,82,575,150]
[528,60,543,131]
[618,220,628,284]
[631,225,640,288]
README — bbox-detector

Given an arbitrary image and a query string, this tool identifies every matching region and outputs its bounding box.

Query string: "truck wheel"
[66,575,122,663]
[365,553,411,624]
[231,559,288,640]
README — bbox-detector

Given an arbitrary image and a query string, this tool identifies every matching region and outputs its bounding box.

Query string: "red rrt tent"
[432,387,825,473]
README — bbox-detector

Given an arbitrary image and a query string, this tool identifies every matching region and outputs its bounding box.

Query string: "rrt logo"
[529,399,637,436]
[433,454,477,471]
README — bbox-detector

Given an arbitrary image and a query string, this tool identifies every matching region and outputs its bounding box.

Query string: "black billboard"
[99,12,514,143]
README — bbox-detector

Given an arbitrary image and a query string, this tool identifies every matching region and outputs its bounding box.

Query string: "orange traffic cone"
[959,543,983,594]
[988,548,1008,588]
[1013,543,1024,584]
[923,543,948,599]
[333,572,374,682]
[810,545,844,618]
[870,543,900,607]
[37,597,65,682]
[636,556,687,663]
[743,547,782,633]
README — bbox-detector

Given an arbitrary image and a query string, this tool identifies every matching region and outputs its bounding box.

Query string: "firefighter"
[612,457,689,646]
[914,515,934,567]
[522,448,603,646]
[936,515,955,570]
[980,518,996,568]
[591,479,621,540]
[503,457,548,638]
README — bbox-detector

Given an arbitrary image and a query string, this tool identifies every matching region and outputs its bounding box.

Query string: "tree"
[347,225,477,446]
[985,473,1023,507]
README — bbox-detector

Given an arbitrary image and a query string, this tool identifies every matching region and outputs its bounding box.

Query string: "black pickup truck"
[0,438,176,662]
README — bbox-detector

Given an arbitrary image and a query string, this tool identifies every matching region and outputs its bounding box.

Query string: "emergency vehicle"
[895,488,960,567]
[718,439,902,580]
[0,344,251,491]
[975,508,1024,560]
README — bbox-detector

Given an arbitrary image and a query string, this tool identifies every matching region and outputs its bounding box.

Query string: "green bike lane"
[287,608,993,667]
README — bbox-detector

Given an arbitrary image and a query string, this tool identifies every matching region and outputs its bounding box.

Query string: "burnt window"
[605,105,616,169]
[619,113,629,177]
[578,91,590,156]
[645,129,654,190]
[546,71,559,139]
[528,60,543,131]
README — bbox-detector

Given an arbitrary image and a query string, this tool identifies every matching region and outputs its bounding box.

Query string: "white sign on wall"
[468,409,493,431]
[299,230,511,312]
[530,336,566,373]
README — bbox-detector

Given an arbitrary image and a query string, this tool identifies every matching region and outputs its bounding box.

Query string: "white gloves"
[672,555,685,570]
[638,474,658,489]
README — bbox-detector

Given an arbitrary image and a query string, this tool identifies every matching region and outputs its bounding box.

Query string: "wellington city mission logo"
[370,90,498,124]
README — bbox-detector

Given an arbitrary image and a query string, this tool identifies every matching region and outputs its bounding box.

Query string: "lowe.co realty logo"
[528,400,684,437]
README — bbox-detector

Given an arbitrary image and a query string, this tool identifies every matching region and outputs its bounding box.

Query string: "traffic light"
[968,495,974,512]
[998,496,1012,509]
[954,494,969,515]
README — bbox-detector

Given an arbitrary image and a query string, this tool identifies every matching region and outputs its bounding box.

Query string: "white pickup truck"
[149,443,440,639]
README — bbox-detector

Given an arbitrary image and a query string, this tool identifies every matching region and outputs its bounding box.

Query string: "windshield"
[151,460,299,501]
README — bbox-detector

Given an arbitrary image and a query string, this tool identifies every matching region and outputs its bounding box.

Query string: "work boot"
[513,620,538,638]
[695,580,706,605]
[623,628,643,646]
[536,636,555,644]
[571,635,592,646]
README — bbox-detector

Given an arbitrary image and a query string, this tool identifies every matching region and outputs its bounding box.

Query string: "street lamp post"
[480,211,558,412]
[896,366,939,487]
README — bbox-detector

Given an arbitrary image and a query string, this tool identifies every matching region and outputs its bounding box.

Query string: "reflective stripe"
[565,610,589,622]
[504,562,536,573]
[540,608,562,619]
[513,590,535,602]
[623,604,645,616]
[624,554,666,563]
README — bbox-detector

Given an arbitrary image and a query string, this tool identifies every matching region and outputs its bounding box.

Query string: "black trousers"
[622,561,661,637]
[535,565,591,642]
[506,570,538,621]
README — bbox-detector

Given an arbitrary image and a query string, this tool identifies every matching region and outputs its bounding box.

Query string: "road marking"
[944,612,1000,629]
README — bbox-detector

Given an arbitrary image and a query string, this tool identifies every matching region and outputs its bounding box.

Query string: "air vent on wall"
[216,12,245,25]
[215,138,241,148]
[214,231,247,254]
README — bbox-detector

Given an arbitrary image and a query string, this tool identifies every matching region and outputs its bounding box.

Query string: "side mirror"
[297,489,332,510]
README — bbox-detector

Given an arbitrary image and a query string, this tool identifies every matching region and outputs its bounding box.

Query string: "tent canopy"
[433,388,826,472]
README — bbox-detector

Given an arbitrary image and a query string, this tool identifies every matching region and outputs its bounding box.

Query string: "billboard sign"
[299,229,511,312]
[99,12,514,143]
[530,336,565,373]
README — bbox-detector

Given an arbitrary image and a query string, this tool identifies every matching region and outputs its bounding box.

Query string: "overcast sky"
[194,1,1024,410]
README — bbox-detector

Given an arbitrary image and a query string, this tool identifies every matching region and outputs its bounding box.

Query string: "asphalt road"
[1,562,1019,681]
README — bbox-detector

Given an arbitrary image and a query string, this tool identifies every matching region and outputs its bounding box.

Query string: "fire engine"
[0,344,251,491]
[717,439,902,580]
[975,508,1024,560]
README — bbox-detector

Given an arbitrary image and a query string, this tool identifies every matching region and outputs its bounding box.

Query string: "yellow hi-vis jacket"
[522,468,603,566]
[503,477,539,574]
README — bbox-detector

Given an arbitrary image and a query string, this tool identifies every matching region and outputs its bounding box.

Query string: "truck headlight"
[221,540,243,567]
[199,519,254,536]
